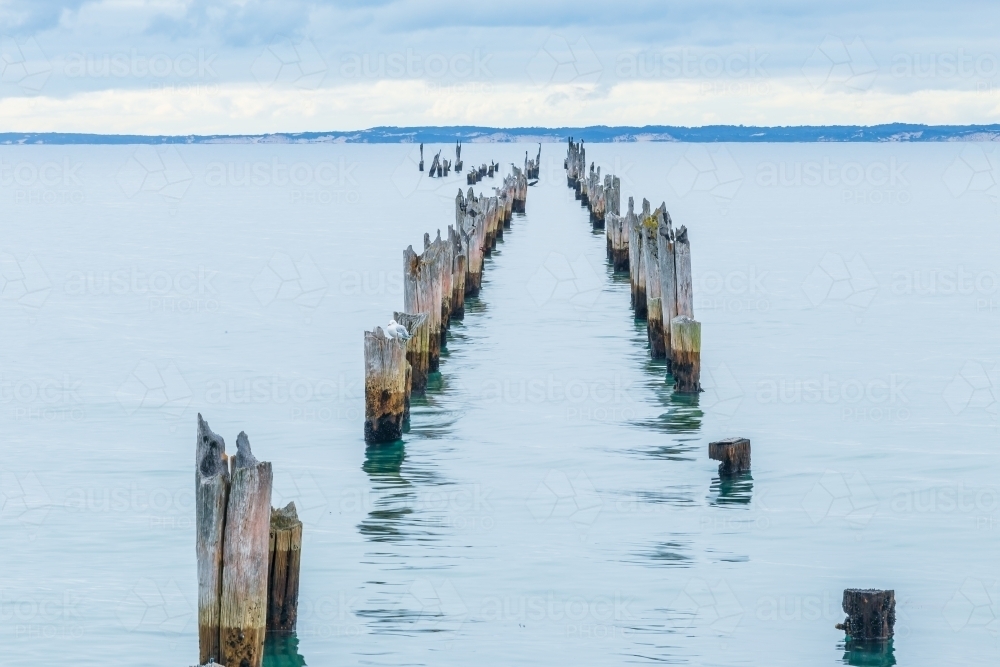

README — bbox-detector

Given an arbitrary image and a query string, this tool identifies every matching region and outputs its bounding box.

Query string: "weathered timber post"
[460,189,486,295]
[429,151,441,178]
[574,142,586,199]
[628,199,647,318]
[404,244,443,372]
[423,232,451,334]
[609,176,620,215]
[364,327,407,443]
[708,437,751,474]
[220,432,273,667]
[657,212,677,362]
[643,206,666,358]
[448,225,466,319]
[670,316,701,393]
[266,502,303,636]
[591,173,608,229]
[483,197,496,256]
[512,166,527,212]
[418,143,424,172]
[837,590,895,641]
[502,177,514,227]
[394,311,429,392]
[606,213,628,271]
[455,141,463,172]
[674,225,693,318]
[196,414,230,665]
[436,231,452,332]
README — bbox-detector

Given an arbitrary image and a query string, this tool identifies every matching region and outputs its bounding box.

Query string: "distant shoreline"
[2,123,999,145]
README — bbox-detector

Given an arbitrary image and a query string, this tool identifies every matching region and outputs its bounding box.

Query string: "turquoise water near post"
[1,142,997,665]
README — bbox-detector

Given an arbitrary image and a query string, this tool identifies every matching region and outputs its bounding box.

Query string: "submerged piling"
[670,316,701,393]
[657,213,677,362]
[364,327,407,444]
[220,432,273,667]
[628,199,647,318]
[837,589,896,641]
[196,415,230,665]
[266,502,303,636]
[642,205,666,358]
[708,437,751,474]
[404,244,443,371]
[393,311,429,392]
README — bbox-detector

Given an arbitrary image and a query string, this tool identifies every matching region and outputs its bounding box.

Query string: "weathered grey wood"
[674,225,694,318]
[418,143,424,172]
[196,414,230,665]
[448,225,466,319]
[458,189,486,295]
[657,212,677,362]
[512,165,527,212]
[605,212,628,271]
[708,437,751,474]
[643,206,665,358]
[434,232,451,337]
[394,311,429,392]
[627,198,647,318]
[455,141,463,172]
[670,316,701,393]
[266,501,303,636]
[364,327,407,443]
[220,432,272,667]
[837,589,895,640]
[404,244,443,371]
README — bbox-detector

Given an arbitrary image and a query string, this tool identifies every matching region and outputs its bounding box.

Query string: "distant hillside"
[2,123,1000,145]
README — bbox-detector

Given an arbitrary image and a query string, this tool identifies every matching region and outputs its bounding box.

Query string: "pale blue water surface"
[1,142,997,665]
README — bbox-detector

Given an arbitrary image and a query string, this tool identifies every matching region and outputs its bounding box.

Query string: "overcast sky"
[1,0,998,133]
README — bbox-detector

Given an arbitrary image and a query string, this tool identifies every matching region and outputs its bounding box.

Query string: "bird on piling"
[385,319,412,341]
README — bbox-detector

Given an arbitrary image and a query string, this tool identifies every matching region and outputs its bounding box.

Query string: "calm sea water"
[1,141,997,666]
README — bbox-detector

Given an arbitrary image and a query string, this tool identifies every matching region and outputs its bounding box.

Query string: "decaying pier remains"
[564,137,701,393]
[198,415,299,667]
[365,159,530,445]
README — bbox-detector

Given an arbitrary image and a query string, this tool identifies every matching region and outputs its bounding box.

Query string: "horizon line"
[3,122,1000,144]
